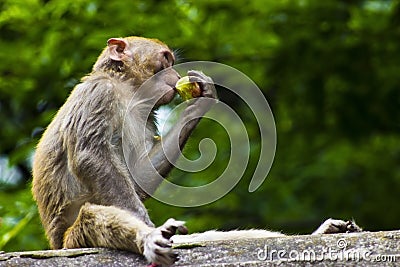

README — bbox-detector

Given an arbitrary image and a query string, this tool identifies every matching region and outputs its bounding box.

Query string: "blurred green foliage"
[1,0,399,251]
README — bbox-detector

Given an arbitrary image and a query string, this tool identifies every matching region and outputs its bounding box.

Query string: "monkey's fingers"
[187,71,208,90]
[187,70,218,99]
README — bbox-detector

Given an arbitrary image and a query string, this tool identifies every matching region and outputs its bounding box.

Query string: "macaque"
[32,36,215,265]
[32,36,361,266]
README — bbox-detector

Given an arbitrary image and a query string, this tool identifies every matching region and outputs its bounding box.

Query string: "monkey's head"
[94,36,180,106]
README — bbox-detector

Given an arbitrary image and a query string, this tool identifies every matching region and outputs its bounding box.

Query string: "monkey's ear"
[107,38,128,61]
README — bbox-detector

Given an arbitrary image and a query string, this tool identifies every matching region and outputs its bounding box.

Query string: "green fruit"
[175,76,201,100]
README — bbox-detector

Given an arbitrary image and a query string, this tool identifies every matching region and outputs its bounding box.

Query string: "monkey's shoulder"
[62,75,126,113]
[47,75,125,137]
[75,74,118,98]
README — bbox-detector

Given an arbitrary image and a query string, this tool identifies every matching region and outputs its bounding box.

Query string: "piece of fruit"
[175,76,201,100]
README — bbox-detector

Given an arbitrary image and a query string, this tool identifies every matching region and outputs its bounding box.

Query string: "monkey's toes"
[161,218,187,239]
[345,220,362,233]
[178,225,188,235]
[143,219,186,265]
[312,218,362,234]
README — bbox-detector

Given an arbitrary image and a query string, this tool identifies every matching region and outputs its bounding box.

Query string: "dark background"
[0,0,399,251]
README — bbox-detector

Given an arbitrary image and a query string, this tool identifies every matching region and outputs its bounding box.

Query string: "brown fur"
[32,36,217,265]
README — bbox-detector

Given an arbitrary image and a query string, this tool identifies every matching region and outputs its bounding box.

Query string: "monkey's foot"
[143,218,187,266]
[312,218,362,235]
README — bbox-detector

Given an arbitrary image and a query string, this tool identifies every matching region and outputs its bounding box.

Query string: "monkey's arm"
[133,71,218,194]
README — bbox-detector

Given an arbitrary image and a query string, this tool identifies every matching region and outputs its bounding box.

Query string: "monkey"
[32,36,361,266]
[32,36,215,265]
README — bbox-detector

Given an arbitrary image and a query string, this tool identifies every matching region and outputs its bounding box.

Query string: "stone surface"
[0,230,399,266]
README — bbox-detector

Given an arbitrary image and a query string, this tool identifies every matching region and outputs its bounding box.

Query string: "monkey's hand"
[312,218,362,235]
[143,218,187,266]
[141,71,218,186]
[187,70,218,100]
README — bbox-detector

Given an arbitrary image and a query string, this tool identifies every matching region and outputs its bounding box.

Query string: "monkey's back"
[32,77,116,248]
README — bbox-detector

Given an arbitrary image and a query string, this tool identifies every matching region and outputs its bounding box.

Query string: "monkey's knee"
[63,203,96,249]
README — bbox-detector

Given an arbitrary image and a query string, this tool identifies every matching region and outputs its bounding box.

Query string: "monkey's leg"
[63,203,186,266]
